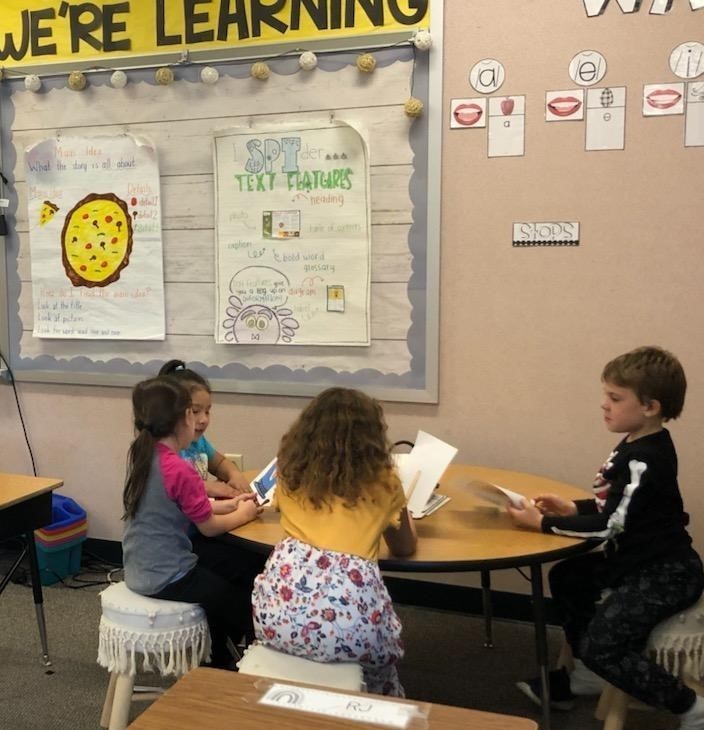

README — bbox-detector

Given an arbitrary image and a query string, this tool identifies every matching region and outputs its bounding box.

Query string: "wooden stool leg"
[595,684,615,721]
[599,685,629,730]
[108,672,135,730]
[100,672,118,728]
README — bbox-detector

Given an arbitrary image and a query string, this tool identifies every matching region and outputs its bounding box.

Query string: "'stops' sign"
[0,0,429,69]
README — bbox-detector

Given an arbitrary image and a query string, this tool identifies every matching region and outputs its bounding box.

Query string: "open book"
[392,431,458,519]
[250,457,277,504]
[467,480,532,509]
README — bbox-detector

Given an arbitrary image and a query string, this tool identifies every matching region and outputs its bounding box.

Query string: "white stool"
[596,595,704,730]
[96,582,210,730]
[237,642,364,691]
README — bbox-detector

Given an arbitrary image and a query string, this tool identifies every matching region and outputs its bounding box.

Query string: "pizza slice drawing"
[39,200,59,226]
[60,192,133,288]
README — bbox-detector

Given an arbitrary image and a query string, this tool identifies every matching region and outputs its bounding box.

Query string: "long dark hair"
[158,359,211,396]
[277,387,394,508]
[123,377,191,519]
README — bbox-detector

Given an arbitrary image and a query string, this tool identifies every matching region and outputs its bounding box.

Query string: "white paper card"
[394,431,457,519]
[643,83,685,116]
[259,683,416,728]
[488,96,525,157]
[492,484,530,508]
[586,87,626,151]
[685,82,704,147]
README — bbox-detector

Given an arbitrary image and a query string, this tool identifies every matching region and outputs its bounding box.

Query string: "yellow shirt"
[274,474,406,561]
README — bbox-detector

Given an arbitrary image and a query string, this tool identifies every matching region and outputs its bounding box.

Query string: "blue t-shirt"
[180,434,215,481]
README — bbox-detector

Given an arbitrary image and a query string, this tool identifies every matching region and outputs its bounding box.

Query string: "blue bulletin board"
[0,24,442,403]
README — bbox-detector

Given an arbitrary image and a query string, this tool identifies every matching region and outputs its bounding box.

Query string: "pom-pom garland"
[25,74,41,92]
[404,97,424,118]
[110,70,128,88]
[299,51,318,71]
[412,30,432,51]
[200,66,219,84]
[68,71,87,91]
[250,62,270,80]
[155,67,174,85]
[356,53,376,73]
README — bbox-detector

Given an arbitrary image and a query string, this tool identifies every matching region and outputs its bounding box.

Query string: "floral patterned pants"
[252,537,405,696]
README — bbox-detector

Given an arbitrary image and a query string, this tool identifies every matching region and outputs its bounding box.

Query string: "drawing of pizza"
[60,192,133,287]
[39,200,59,226]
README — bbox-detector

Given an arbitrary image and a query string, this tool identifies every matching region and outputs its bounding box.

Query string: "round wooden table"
[231,464,597,730]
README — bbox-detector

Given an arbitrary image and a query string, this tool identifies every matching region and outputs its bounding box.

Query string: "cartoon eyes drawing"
[222,297,300,344]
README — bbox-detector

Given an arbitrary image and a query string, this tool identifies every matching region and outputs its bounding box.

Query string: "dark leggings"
[550,550,704,714]
[150,536,268,668]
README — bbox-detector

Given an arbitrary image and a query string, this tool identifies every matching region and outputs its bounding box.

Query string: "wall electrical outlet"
[224,453,244,471]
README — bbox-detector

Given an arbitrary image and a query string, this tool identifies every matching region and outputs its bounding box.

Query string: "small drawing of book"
[467,480,531,509]
[250,457,277,504]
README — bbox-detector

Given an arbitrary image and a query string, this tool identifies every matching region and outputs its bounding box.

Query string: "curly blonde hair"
[277,387,394,508]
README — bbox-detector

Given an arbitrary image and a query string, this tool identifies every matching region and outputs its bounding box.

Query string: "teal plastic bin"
[34,494,88,586]
[36,536,87,586]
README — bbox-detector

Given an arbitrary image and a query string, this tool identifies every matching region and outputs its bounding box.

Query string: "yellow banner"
[0,0,429,69]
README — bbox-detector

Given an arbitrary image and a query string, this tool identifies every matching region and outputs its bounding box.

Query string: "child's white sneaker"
[569,658,605,696]
[679,695,704,729]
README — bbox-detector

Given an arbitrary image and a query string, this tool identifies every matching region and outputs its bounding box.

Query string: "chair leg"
[100,672,118,728]
[597,684,629,730]
[595,684,615,721]
[108,672,135,730]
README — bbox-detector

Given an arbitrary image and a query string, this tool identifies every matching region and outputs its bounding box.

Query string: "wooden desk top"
[127,667,538,730]
[0,472,64,510]
[231,464,595,572]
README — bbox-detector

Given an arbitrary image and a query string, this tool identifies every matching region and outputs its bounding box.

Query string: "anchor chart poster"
[214,122,371,346]
[25,134,165,340]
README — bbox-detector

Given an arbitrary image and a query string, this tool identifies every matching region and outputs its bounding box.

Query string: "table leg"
[480,570,493,648]
[530,564,550,730]
[26,534,52,666]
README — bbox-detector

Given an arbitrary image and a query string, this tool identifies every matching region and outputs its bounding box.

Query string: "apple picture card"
[643,83,685,116]
[488,95,525,157]
[586,86,626,151]
[685,82,704,147]
[546,89,585,121]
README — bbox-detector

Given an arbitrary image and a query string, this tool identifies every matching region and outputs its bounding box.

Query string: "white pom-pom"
[413,29,432,51]
[110,70,127,88]
[25,74,41,92]
[299,51,318,71]
[200,66,219,85]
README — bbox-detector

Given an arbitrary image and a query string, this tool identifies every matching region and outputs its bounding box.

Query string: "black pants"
[150,535,268,668]
[550,549,704,714]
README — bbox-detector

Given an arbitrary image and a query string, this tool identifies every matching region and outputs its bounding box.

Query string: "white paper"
[259,683,416,728]
[685,82,704,146]
[393,431,457,519]
[492,484,531,508]
[586,87,626,151]
[488,96,525,157]
[213,122,371,346]
[26,135,165,340]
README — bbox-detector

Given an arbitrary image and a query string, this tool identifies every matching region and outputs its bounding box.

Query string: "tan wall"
[2,0,702,595]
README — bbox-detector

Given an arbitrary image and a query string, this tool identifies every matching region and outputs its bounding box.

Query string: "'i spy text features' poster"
[214,122,371,346]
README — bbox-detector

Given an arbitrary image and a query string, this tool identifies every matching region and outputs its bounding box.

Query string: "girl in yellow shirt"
[252,387,417,696]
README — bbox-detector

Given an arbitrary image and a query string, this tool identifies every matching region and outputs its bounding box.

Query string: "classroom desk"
[231,464,596,730]
[127,666,539,730]
[0,472,64,666]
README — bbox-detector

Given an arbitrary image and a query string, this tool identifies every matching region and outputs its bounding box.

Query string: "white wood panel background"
[3,50,433,395]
